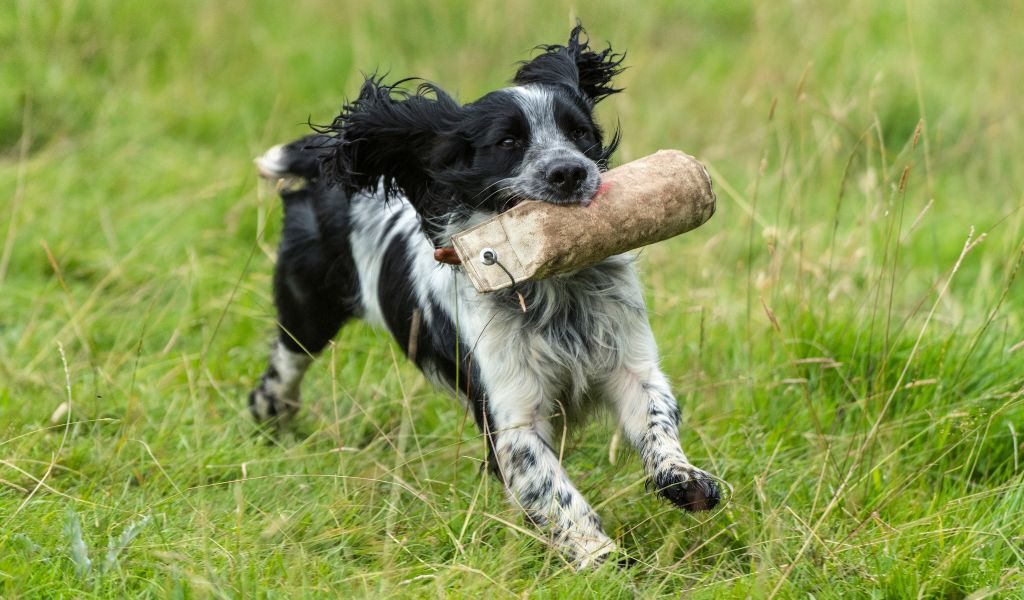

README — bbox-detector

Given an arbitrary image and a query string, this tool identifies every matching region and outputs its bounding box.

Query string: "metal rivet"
[480,248,497,265]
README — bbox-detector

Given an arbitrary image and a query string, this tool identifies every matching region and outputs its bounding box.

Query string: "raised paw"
[652,465,722,512]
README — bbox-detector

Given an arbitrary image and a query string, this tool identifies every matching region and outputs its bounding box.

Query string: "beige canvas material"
[450,149,717,293]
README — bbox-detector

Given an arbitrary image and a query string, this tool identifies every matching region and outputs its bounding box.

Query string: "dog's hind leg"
[250,255,355,421]
[250,180,358,422]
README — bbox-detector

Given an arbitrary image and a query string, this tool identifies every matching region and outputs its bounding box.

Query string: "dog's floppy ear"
[512,23,626,105]
[323,76,464,201]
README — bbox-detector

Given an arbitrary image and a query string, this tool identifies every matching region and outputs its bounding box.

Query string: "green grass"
[3,0,1024,597]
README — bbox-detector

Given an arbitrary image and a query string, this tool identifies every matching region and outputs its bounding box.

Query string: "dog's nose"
[545,163,587,194]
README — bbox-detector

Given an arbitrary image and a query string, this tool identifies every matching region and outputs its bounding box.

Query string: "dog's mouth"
[498,183,602,213]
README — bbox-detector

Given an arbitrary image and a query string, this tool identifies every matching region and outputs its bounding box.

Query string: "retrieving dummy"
[439,149,716,293]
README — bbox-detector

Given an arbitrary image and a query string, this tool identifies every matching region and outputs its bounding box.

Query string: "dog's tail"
[255,134,340,182]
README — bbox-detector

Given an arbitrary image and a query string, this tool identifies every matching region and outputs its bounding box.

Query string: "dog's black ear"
[322,76,464,201]
[513,23,625,105]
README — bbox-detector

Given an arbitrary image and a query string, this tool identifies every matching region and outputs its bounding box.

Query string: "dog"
[249,24,721,568]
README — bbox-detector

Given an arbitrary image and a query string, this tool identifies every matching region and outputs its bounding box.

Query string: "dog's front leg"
[601,324,721,511]
[491,425,615,567]
[484,375,616,568]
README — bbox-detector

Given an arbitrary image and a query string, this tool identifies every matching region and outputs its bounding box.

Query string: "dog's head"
[326,24,625,244]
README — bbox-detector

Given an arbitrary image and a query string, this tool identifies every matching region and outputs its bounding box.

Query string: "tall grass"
[2,1,1023,597]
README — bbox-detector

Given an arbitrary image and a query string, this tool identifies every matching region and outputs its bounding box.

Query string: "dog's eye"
[498,137,518,149]
[571,128,589,141]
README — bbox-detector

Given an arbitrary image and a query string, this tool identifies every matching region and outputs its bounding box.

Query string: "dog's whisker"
[468,178,517,203]
[474,185,517,210]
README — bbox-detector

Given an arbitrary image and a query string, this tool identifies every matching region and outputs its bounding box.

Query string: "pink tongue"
[582,181,613,207]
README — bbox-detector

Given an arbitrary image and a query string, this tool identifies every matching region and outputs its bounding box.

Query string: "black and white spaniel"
[250,24,720,568]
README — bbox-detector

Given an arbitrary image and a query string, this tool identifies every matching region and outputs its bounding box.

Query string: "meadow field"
[2,1,1023,597]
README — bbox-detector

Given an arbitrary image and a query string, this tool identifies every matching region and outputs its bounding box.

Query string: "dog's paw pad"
[653,466,722,512]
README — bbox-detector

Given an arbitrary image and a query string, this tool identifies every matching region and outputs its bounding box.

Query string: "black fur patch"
[513,23,626,105]
[273,179,360,354]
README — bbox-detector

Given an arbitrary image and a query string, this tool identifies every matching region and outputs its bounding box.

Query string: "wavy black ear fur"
[320,75,464,202]
[513,23,626,105]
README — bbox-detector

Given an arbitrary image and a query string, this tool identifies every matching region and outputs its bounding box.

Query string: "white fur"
[255,144,289,179]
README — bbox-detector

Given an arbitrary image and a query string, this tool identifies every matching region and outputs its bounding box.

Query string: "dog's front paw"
[652,465,721,512]
[564,534,618,571]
